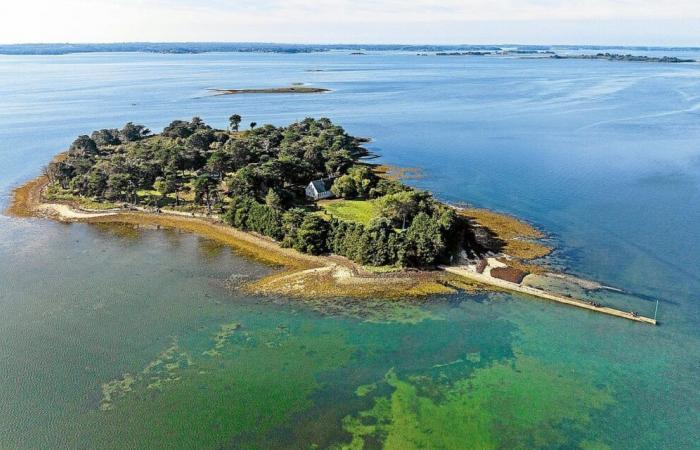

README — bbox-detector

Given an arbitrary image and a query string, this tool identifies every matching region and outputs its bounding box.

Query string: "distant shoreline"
[1,42,699,57]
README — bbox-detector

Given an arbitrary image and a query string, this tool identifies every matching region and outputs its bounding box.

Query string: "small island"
[435,51,492,56]
[551,53,695,63]
[8,116,655,324]
[210,86,330,95]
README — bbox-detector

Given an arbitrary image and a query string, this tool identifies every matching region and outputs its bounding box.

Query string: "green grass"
[136,189,160,199]
[74,198,120,210]
[362,265,403,274]
[318,199,379,226]
[44,186,118,210]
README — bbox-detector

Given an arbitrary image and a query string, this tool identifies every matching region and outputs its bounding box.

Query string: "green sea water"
[1,50,699,448]
[1,221,696,449]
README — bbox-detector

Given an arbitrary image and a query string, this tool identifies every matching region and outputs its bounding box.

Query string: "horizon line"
[2,41,700,49]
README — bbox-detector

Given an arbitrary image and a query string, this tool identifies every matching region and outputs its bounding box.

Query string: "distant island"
[8,116,655,323]
[210,86,330,95]
[0,43,332,55]
[2,42,698,58]
[432,50,691,63]
[551,53,696,63]
[436,51,492,56]
[434,50,554,56]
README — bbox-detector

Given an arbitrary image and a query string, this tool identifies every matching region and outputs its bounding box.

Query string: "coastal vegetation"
[459,208,550,261]
[44,116,475,269]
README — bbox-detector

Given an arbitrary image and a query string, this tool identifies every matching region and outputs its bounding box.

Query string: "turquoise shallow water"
[0,51,699,449]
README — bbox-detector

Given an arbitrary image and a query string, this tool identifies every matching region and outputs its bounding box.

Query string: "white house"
[305,178,335,200]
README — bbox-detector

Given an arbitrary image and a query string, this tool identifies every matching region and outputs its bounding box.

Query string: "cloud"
[149,0,700,21]
[1,0,699,44]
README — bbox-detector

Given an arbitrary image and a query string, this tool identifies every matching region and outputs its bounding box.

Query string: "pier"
[441,266,657,325]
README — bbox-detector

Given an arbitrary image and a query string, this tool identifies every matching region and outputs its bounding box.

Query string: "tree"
[404,212,445,266]
[364,217,396,266]
[275,155,313,185]
[331,165,377,199]
[379,191,421,229]
[225,139,252,170]
[168,173,182,205]
[45,116,441,262]
[224,167,257,198]
[119,122,150,142]
[187,130,215,151]
[178,143,206,171]
[154,175,177,205]
[250,122,257,130]
[265,188,283,210]
[190,116,208,130]
[91,129,121,147]
[68,135,98,157]
[323,150,353,176]
[194,174,218,214]
[223,195,255,229]
[105,173,136,203]
[163,120,194,139]
[47,161,75,188]
[206,149,229,179]
[331,175,357,199]
[294,215,329,255]
[281,208,306,248]
[369,178,406,198]
[229,114,242,132]
[246,202,283,239]
[85,169,108,198]
[347,166,375,196]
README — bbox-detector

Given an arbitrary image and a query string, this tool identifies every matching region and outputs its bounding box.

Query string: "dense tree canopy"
[47,116,471,267]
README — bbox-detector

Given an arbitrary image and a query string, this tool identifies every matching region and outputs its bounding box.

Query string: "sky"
[1,0,700,46]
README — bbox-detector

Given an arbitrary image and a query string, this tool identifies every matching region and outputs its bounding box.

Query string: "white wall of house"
[306,181,334,200]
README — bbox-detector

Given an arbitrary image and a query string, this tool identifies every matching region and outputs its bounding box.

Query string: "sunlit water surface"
[0,51,699,449]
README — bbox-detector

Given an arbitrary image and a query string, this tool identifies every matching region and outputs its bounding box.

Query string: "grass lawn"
[318,199,379,226]
[44,186,118,210]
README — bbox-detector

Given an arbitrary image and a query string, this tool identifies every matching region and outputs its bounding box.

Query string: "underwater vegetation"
[73,298,616,449]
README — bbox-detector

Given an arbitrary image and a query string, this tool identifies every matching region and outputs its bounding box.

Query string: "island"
[209,87,330,95]
[551,53,695,63]
[8,116,656,324]
[435,51,492,56]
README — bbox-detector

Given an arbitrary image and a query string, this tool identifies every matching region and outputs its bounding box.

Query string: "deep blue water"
[0,51,699,449]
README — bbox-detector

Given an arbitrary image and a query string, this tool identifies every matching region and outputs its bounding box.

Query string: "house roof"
[490,266,528,284]
[309,178,333,193]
